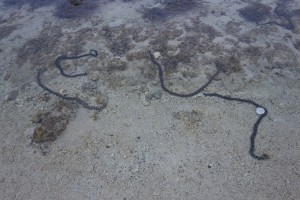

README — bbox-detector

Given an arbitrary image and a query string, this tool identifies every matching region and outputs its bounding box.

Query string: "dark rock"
[5,90,19,102]
[239,3,272,24]
[0,25,17,40]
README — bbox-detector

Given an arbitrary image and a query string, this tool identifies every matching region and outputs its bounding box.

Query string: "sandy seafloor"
[0,0,300,199]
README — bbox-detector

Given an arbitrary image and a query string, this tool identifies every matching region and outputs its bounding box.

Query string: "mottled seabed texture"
[0,0,300,199]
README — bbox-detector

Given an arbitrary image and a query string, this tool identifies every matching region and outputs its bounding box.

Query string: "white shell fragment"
[59,89,67,96]
[153,52,161,59]
[256,107,266,115]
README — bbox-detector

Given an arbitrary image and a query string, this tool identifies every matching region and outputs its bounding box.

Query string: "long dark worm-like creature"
[37,50,104,111]
[148,50,269,160]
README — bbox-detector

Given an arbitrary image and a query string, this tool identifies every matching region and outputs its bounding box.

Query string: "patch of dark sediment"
[55,0,102,19]
[140,0,208,21]
[2,0,102,19]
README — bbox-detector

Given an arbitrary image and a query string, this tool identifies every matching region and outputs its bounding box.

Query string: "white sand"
[0,0,300,199]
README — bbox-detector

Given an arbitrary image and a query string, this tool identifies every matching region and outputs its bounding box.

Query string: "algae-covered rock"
[32,101,77,143]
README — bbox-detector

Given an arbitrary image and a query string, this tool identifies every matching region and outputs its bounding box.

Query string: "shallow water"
[0,0,300,199]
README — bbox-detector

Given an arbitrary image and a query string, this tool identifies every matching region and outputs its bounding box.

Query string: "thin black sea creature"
[37,50,104,111]
[148,50,269,160]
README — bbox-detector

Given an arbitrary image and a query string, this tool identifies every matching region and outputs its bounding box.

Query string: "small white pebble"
[153,52,161,59]
[59,89,67,96]
[90,74,99,81]
[256,107,265,115]
[133,165,139,172]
